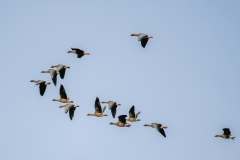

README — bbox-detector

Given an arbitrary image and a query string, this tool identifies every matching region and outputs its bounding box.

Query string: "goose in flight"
[101,101,121,118]
[51,64,70,79]
[67,48,89,58]
[59,104,79,120]
[30,80,51,96]
[52,84,73,103]
[110,115,131,127]
[144,123,168,137]
[126,106,140,122]
[87,97,108,117]
[215,128,235,140]
[130,33,153,48]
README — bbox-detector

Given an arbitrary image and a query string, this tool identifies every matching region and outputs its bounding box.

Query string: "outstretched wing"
[60,84,68,99]
[111,105,117,118]
[102,106,106,113]
[141,38,149,48]
[39,84,46,96]
[59,68,66,79]
[77,53,84,58]
[49,69,57,86]
[71,48,80,51]
[95,97,102,113]
[69,107,76,120]
[129,106,135,118]
[223,128,231,135]
[64,104,73,114]
[152,123,166,137]
[118,115,127,123]
[136,111,141,118]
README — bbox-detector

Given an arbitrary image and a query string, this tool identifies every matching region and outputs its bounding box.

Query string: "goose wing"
[136,111,141,118]
[64,104,73,114]
[118,115,127,124]
[102,106,106,113]
[111,105,117,118]
[49,69,57,86]
[60,84,68,99]
[94,97,102,113]
[77,53,84,58]
[141,38,149,48]
[39,84,46,96]
[129,106,135,118]
[69,107,76,120]
[223,128,231,135]
[152,123,166,137]
[57,66,66,79]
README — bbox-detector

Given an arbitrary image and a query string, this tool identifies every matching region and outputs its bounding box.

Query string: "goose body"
[87,97,108,117]
[144,123,168,137]
[215,128,235,140]
[110,115,131,127]
[52,84,73,103]
[131,33,153,48]
[67,48,89,58]
[126,106,140,122]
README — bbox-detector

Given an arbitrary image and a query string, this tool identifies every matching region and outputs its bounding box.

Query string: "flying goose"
[101,101,121,118]
[30,80,51,96]
[41,69,59,86]
[51,64,70,79]
[52,84,73,103]
[144,123,168,137]
[215,128,235,140]
[126,106,140,122]
[59,104,79,120]
[67,48,89,58]
[87,97,108,117]
[110,115,131,127]
[130,33,153,48]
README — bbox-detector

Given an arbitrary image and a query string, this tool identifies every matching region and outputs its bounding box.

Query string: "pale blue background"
[1,1,240,160]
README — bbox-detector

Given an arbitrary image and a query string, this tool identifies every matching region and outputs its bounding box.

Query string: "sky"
[0,0,240,160]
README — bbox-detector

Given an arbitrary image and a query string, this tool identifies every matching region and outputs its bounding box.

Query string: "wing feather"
[60,84,68,99]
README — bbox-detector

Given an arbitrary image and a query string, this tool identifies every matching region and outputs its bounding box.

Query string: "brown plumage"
[110,115,131,127]
[52,84,73,103]
[215,128,235,140]
[126,106,140,122]
[87,97,108,117]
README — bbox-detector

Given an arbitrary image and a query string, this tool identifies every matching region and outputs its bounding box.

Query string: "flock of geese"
[30,33,235,140]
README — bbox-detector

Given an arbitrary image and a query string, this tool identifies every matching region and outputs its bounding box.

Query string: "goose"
[51,64,70,79]
[215,128,235,140]
[110,115,131,127]
[144,123,168,137]
[30,80,51,96]
[41,69,59,86]
[52,84,73,103]
[67,48,89,58]
[130,33,153,48]
[59,104,79,120]
[126,106,140,122]
[87,97,108,117]
[101,101,121,118]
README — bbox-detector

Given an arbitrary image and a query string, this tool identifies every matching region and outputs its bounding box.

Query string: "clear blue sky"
[1,1,240,160]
